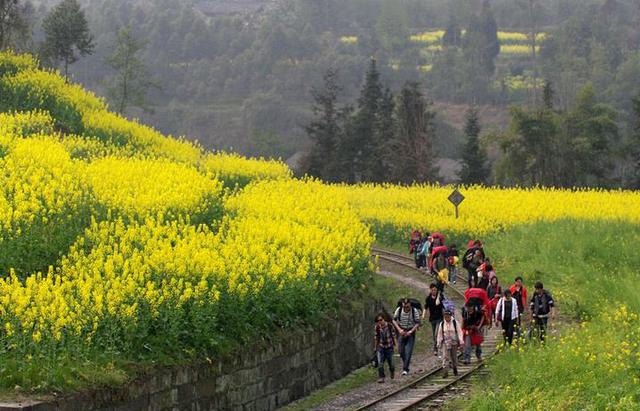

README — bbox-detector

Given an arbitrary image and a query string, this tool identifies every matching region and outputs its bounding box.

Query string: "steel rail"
[356,247,500,411]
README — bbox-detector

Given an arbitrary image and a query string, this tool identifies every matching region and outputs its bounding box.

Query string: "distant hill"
[194,0,275,16]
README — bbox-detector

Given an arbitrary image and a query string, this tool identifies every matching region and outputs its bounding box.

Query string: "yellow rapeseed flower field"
[334,184,640,243]
[85,156,223,222]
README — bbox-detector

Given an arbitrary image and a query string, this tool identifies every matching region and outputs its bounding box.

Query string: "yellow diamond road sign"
[448,189,465,206]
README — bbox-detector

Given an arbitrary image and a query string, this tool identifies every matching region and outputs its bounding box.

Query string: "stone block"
[149,389,175,410]
[177,384,196,405]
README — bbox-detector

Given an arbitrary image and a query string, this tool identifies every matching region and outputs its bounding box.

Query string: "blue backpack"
[442,296,456,315]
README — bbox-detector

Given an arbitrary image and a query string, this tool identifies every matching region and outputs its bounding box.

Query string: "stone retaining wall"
[0,294,380,411]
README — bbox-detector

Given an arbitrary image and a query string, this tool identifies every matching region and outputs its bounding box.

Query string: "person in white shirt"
[495,289,519,345]
[436,309,464,377]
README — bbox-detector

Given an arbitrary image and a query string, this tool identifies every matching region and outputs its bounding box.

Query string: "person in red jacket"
[509,276,528,337]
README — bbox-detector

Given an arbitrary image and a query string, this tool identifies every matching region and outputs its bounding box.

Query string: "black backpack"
[396,298,423,322]
[512,289,524,312]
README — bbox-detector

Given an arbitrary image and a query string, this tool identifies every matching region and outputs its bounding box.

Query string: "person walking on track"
[423,283,444,357]
[393,298,422,375]
[436,309,463,377]
[374,313,396,383]
[462,302,485,364]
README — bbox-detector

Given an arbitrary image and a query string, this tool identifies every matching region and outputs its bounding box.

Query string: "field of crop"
[331,184,640,409]
[1,50,639,408]
[0,51,372,392]
[410,30,543,56]
[456,220,640,410]
[334,184,640,245]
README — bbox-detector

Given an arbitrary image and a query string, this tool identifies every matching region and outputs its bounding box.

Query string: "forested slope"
[15,0,640,186]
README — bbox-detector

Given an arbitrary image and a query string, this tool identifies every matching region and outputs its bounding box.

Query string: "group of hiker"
[373,230,555,383]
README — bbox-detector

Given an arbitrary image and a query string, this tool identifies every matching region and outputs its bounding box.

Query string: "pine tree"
[390,81,438,183]
[542,80,554,110]
[304,67,345,182]
[344,58,383,182]
[629,94,640,188]
[461,0,499,102]
[40,0,94,78]
[459,107,490,184]
[442,14,461,48]
[371,87,395,182]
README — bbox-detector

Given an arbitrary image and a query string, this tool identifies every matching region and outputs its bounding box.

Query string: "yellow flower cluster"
[0,136,93,275]
[201,152,292,189]
[0,179,372,351]
[0,51,37,76]
[500,44,541,55]
[0,137,88,236]
[85,157,223,222]
[82,110,203,163]
[0,51,202,163]
[410,30,445,44]
[339,36,358,45]
[409,30,544,46]
[0,110,54,140]
[333,184,640,242]
[497,31,545,43]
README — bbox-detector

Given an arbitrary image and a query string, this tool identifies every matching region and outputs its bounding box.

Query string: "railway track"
[358,247,502,411]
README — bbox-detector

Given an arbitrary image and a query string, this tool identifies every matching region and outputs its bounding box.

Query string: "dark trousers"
[467,268,477,288]
[377,347,394,378]
[398,333,416,372]
[502,317,515,345]
[430,320,441,352]
[533,316,549,341]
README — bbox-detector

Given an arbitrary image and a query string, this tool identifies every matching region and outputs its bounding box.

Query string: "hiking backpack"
[395,298,423,322]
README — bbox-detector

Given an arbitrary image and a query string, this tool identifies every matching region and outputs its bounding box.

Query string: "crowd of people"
[373,231,556,383]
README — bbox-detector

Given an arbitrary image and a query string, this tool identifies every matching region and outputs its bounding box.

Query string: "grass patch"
[453,219,640,410]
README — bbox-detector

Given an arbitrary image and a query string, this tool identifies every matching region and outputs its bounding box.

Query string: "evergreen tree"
[390,81,438,184]
[371,87,395,182]
[0,0,31,51]
[304,67,345,182]
[374,0,410,54]
[564,84,618,186]
[442,13,462,48]
[343,58,383,182]
[40,0,94,78]
[543,80,554,110]
[459,107,489,184]
[461,0,499,102]
[631,95,640,188]
[106,27,156,115]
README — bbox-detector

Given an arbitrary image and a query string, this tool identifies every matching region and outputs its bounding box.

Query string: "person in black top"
[423,283,444,356]
[530,281,555,342]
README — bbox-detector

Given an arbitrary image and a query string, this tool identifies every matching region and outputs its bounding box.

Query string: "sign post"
[447,188,465,219]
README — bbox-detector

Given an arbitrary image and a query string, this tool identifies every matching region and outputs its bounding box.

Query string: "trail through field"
[305,270,443,411]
